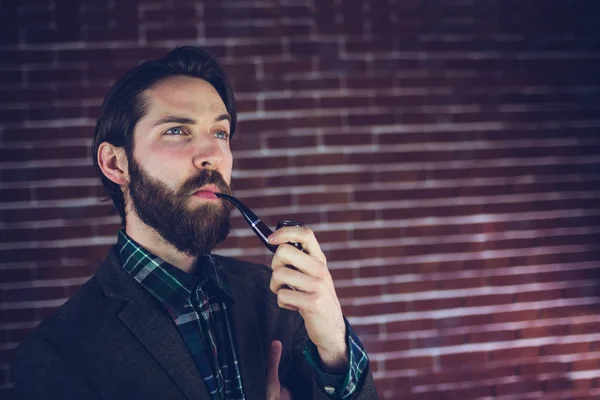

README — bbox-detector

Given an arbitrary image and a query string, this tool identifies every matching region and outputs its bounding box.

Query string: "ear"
[97,142,130,186]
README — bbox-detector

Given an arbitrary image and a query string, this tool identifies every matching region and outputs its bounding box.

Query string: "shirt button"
[324,385,336,394]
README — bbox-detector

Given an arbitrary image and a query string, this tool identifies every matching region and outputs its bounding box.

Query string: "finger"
[266,340,282,400]
[269,264,316,294]
[281,386,293,400]
[268,227,326,262]
[276,288,312,313]
[271,244,327,279]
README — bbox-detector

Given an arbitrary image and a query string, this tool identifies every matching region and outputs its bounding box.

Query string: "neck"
[125,216,197,274]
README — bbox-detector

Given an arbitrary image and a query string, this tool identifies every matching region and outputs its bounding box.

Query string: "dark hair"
[92,46,237,225]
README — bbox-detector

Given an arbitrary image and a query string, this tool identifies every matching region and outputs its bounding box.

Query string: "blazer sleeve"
[284,313,379,400]
[13,334,99,400]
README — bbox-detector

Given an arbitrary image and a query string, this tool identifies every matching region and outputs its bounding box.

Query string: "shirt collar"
[117,230,235,303]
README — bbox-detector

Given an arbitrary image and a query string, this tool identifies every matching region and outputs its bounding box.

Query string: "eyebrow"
[153,113,231,127]
[214,113,232,124]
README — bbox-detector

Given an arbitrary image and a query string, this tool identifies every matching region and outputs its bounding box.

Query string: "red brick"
[205,24,311,39]
[563,285,600,299]
[464,294,513,308]
[388,319,434,334]
[0,247,63,263]
[296,191,349,206]
[471,365,516,381]
[292,152,345,167]
[436,314,488,330]
[519,361,570,375]
[323,132,373,146]
[568,321,600,335]
[541,377,573,391]
[570,378,597,391]
[411,297,462,312]
[326,247,379,263]
[492,310,539,324]
[336,284,383,299]
[488,346,539,362]
[414,334,463,349]
[145,26,197,41]
[539,304,599,319]
[3,326,37,344]
[0,347,17,366]
[571,358,600,371]
[0,145,88,163]
[362,338,410,353]
[435,277,486,290]
[229,43,284,58]
[37,264,94,281]
[414,370,470,386]
[516,288,564,303]
[0,268,34,284]
[353,301,408,316]
[35,186,97,201]
[440,351,486,367]
[386,355,433,370]
[288,41,339,56]
[468,330,516,344]
[28,67,84,84]
[2,285,67,302]
[519,324,568,339]
[320,96,371,109]
[387,281,435,295]
[329,268,354,282]
[0,188,31,202]
[236,99,258,113]
[421,385,494,399]
[266,133,317,148]
[262,59,314,76]
[495,379,540,395]
[141,6,197,23]
[235,156,289,170]
[371,375,411,394]
[326,209,377,223]
[204,5,310,21]
[540,342,591,356]
[288,77,341,90]
[0,308,37,324]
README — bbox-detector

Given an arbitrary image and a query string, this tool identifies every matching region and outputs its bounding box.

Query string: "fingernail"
[267,234,274,243]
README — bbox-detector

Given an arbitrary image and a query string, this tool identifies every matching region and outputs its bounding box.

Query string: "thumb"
[266,340,282,400]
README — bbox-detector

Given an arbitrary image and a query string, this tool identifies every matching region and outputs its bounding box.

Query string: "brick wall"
[2,0,600,398]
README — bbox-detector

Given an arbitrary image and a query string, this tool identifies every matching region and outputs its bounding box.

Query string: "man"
[13,46,378,399]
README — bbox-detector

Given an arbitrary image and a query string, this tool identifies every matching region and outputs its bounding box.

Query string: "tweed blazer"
[13,246,378,399]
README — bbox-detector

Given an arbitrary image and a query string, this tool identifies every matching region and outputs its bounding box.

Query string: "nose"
[192,136,223,170]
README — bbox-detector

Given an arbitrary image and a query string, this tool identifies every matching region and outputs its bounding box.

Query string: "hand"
[266,340,293,400]
[268,227,348,371]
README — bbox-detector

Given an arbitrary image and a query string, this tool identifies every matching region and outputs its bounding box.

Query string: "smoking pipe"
[214,192,303,253]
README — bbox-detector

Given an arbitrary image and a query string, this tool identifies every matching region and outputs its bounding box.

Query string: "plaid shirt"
[118,230,368,399]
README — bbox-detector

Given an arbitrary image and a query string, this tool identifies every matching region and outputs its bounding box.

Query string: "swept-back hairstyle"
[91,46,237,225]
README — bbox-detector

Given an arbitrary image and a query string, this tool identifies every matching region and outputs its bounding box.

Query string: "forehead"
[143,75,227,116]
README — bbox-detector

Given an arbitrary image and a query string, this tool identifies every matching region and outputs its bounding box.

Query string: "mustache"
[177,169,232,197]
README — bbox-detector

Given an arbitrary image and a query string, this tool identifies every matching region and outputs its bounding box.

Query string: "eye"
[214,130,230,140]
[165,126,185,135]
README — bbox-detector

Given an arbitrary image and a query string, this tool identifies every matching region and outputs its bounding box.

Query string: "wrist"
[317,343,349,373]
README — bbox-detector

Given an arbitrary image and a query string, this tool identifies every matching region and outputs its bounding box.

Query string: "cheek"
[221,149,233,183]
[134,147,184,187]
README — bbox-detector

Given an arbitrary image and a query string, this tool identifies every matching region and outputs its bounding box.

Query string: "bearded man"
[13,46,378,400]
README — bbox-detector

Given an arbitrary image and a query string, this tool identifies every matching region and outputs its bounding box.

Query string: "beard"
[127,158,233,257]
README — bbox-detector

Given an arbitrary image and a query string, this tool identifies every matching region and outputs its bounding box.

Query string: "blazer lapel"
[118,299,211,400]
[97,248,211,400]
[227,273,268,399]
